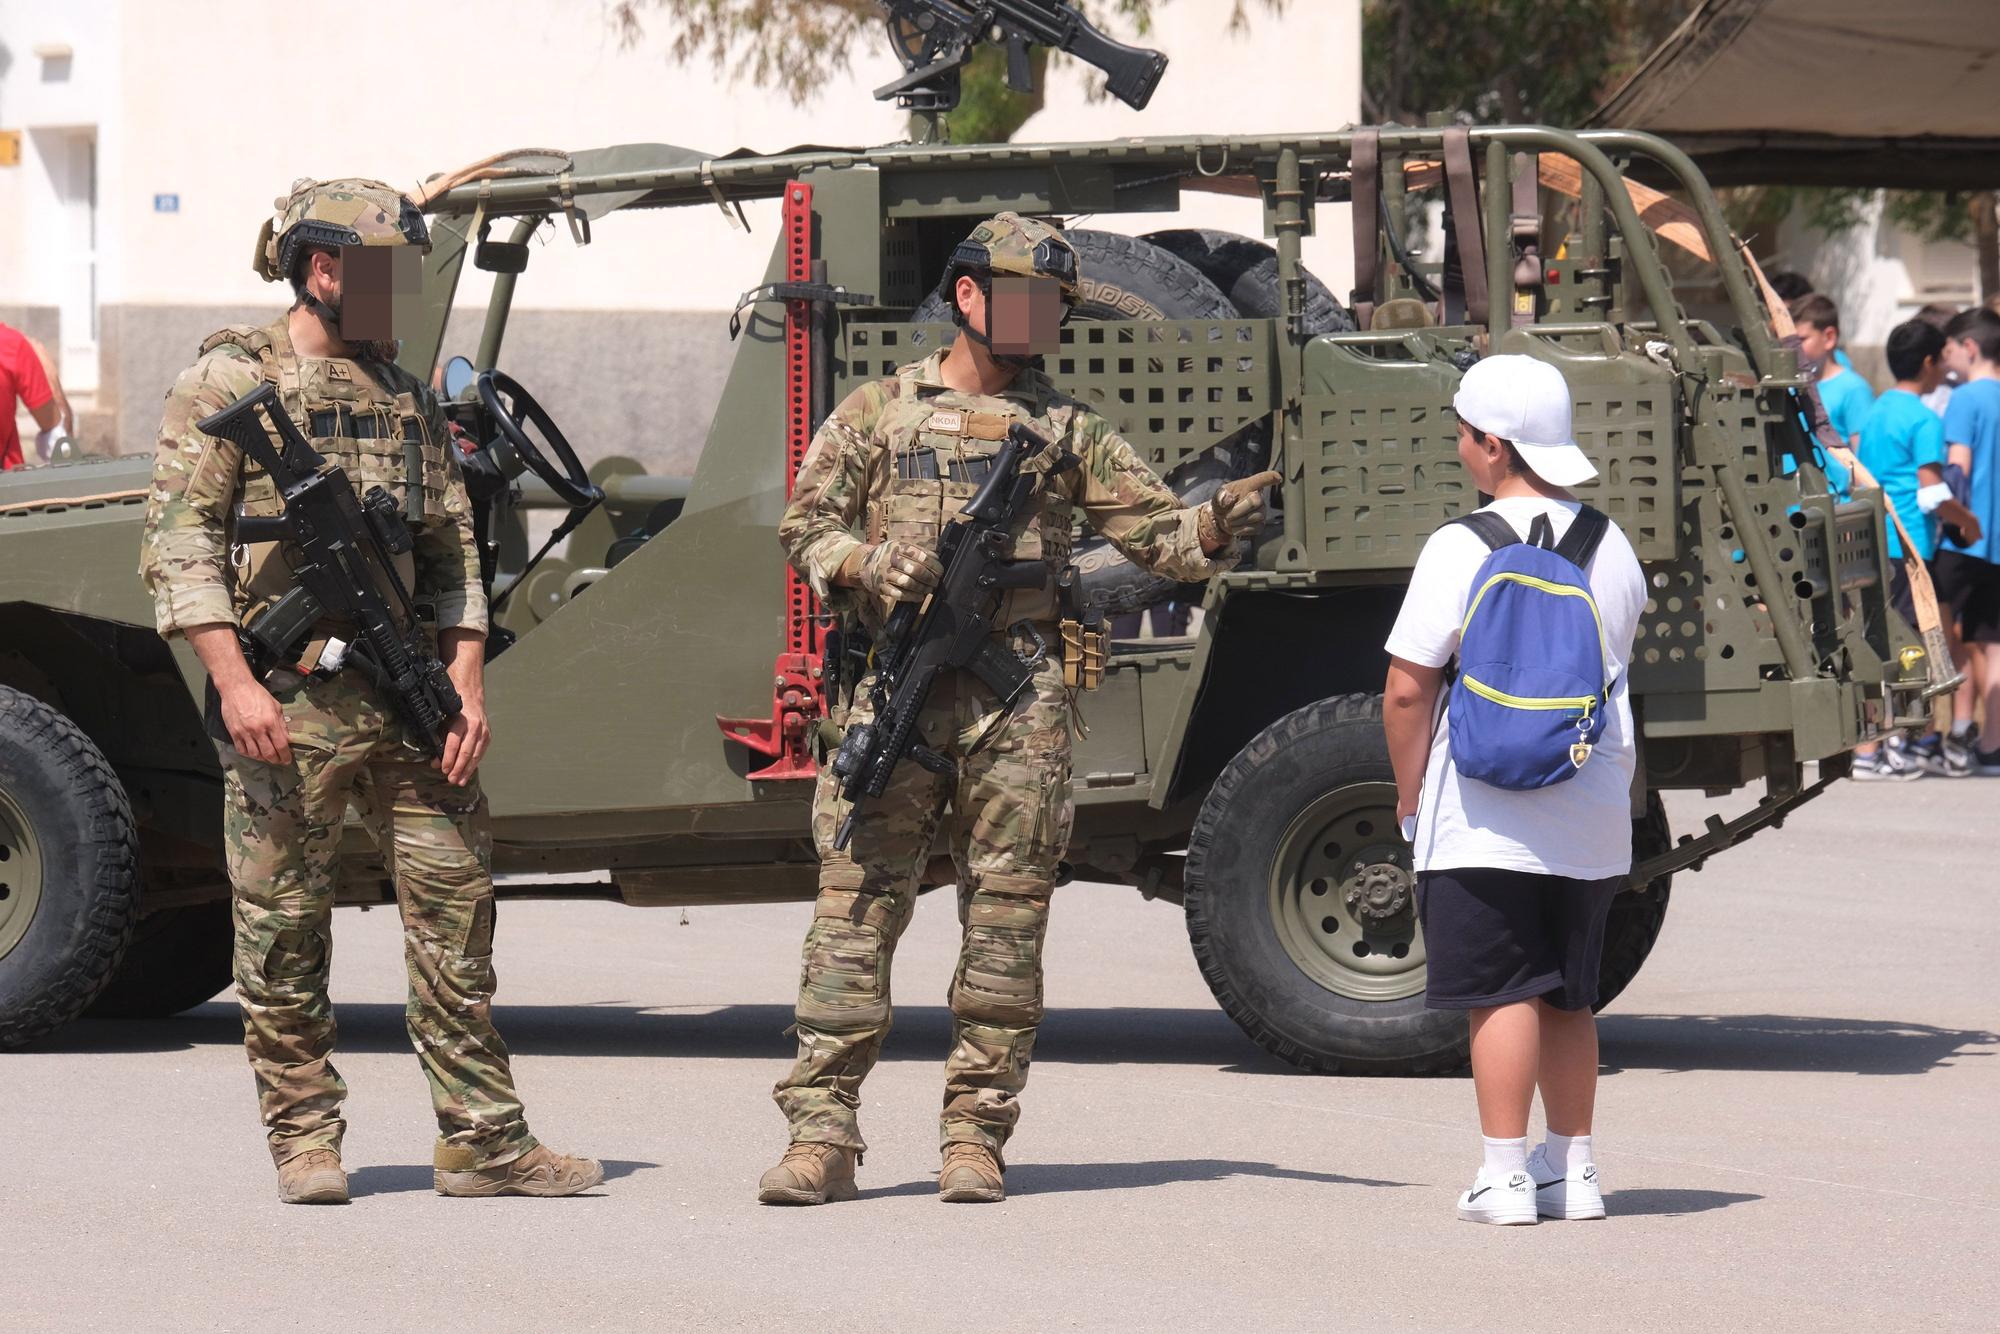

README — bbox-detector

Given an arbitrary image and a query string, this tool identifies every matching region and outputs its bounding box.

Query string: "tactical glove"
[853,540,944,603]
[1198,470,1282,548]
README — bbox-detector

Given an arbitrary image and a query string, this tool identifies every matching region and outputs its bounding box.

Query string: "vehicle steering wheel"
[475,369,603,510]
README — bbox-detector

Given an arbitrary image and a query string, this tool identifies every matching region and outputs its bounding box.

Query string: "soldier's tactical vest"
[201,317,449,657]
[872,366,1078,632]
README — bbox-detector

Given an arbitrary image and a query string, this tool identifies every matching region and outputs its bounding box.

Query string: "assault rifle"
[876,0,1168,116]
[830,420,1074,848]
[196,383,463,757]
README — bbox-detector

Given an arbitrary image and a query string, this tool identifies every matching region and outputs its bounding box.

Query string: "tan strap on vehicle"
[1441,127,1487,327]
[1349,129,1380,331]
[407,148,574,207]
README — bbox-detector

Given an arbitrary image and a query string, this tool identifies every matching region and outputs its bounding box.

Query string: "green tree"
[607,0,1275,145]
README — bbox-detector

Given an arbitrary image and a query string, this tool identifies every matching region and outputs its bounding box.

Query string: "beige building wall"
[3,0,1361,471]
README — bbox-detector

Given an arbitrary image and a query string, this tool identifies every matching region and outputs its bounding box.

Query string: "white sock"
[1952,718,1974,739]
[1482,1135,1528,1179]
[1545,1132,1593,1172]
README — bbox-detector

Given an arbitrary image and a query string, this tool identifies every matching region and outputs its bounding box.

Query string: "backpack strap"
[1526,512,1557,550]
[1555,505,1611,567]
[1449,510,1521,552]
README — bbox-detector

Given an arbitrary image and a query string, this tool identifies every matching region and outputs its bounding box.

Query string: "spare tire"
[1144,228,1356,335]
[912,229,1261,618]
[909,227,1238,332]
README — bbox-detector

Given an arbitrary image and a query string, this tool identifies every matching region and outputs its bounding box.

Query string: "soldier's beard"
[962,316,1039,371]
[301,290,402,365]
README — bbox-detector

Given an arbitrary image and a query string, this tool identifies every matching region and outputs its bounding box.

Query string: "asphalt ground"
[5,778,1996,1332]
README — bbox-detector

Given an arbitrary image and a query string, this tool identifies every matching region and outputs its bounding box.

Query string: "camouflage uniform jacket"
[140,315,486,641]
[780,349,1234,634]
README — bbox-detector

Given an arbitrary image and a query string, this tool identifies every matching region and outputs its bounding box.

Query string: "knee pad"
[950,880,1051,1029]
[795,891,899,1034]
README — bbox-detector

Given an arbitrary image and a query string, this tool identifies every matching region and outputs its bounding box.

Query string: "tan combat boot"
[434,1145,605,1198]
[938,1143,1004,1203]
[756,1142,859,1205]
[277,1149,349,1205]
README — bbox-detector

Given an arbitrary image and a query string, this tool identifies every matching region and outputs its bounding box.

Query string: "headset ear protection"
[252,218,277,281]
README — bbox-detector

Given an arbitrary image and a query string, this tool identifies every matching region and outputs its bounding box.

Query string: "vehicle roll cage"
[416,126,1790,387]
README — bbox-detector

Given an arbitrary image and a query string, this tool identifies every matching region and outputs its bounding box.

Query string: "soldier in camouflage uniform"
[761,213,1277,1204]
[139,179,600,1204]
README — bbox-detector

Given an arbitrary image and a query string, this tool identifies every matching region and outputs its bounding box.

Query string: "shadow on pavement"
[347,1158,654,1199]
[857,1158,1413,1200]
[1598,1014,1998,1077]
[38,1000,1288,1069]
[1607,1188,1763,1217]
[38,1005,1993,1079]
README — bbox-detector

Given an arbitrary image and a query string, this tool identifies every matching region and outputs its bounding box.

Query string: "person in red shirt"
[1,321,63,470]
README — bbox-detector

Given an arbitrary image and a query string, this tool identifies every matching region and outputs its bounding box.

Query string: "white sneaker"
[1456,1168,1539,1225]
[1527,1144,1606,1220]
[1852,744,1923,781]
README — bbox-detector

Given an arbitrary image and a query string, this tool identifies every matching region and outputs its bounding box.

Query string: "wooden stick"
[0,488,149,516]
[1525,156,1959,698]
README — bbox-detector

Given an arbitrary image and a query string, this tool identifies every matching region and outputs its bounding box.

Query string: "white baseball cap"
[1452,354,1597,487]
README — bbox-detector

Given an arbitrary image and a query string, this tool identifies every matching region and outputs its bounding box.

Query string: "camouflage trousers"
[219,670,537,1171]
[774,655,1073,1161]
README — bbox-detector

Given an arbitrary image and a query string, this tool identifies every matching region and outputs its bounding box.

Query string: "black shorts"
[1931,549,2000,643]
[1888,562,1916,629]
[1415,868,1621,1011]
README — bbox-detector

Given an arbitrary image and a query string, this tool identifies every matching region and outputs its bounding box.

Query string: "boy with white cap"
[1381,355,1647,1224]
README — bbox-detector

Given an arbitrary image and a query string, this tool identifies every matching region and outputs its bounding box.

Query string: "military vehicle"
[0,122,1925,1071]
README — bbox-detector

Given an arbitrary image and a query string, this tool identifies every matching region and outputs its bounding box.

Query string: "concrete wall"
[2,0,1364,469]
[1779,194,1985,388]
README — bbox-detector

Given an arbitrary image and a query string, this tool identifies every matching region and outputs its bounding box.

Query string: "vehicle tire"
[0,686,139,1048]
[1143,228,1356,334]
[1185,693,1468,1074]
[908,227,1239,331]
[87,899,234,1019]
[920,227,1260,620]
[1071,466,1238,620]
[1595,794,1673,1012]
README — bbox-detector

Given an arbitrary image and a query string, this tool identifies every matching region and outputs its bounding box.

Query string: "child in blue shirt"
[1936,308,2000,772]
[1860,320,1977,564]
[1855,319,1983,778]
[1792,293,1875,446]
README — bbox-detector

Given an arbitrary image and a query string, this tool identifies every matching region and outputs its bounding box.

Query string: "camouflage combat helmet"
[944,211,1081,305]
[253,177,431,283]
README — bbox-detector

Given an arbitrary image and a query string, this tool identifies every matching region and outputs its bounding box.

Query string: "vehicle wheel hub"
[1265,781,1427,1003]
[0,785,46,961]
[1344,864,1412,926]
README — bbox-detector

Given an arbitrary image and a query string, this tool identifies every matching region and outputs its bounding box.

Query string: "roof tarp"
[1590,0,2000,188]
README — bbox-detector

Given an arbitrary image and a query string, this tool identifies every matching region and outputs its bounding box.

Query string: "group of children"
[1791,290,2000,779]
[1380,292,2000,1224]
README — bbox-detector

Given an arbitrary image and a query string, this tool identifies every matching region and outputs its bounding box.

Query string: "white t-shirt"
[1384,496,1648,880]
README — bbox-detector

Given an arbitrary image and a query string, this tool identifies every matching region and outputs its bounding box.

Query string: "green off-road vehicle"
[0,123,1926,1070]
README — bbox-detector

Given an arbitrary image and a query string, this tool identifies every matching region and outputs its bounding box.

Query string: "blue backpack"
[1446,507,1614,790]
